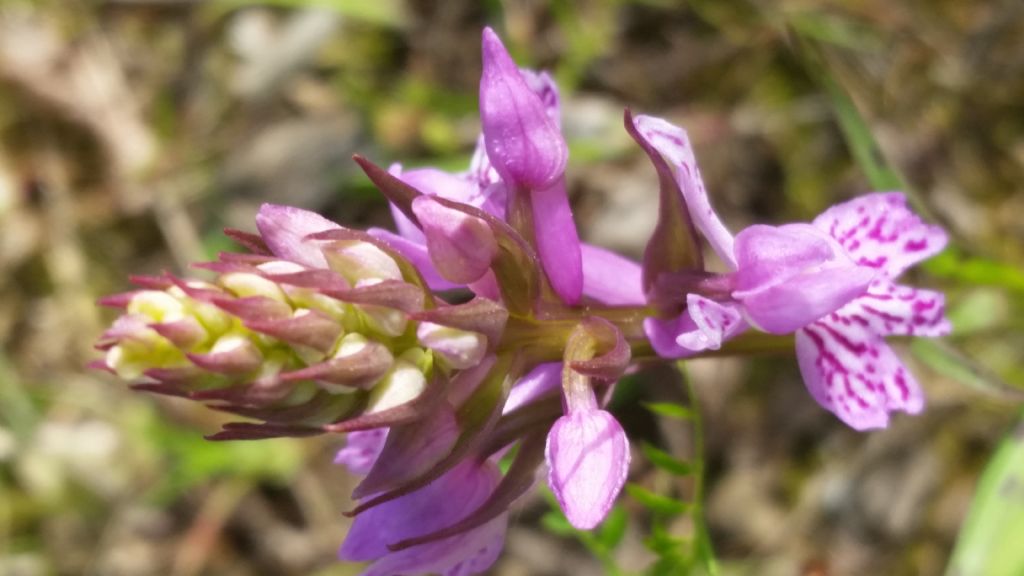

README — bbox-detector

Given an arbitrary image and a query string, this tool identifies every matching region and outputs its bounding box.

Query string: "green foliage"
[946,412,1024,575]
[640,443,695,477]
[627,372,719,576]
[208,0,407,28]
[641,402,694,421]
[132,408,304,501]
[540,491,631,575]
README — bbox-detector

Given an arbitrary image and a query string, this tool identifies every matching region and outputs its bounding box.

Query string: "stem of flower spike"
[499,306,793,363]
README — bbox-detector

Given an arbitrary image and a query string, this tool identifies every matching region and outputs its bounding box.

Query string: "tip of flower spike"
[479,27,567,190]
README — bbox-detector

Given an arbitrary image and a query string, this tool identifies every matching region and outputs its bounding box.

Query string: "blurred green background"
[1,0,1022,574]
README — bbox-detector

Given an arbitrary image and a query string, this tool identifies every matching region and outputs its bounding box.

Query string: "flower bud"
[95,208,498,439]
[479,28,567,190]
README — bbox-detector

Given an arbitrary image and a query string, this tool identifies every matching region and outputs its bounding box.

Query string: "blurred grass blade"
[642,443,696,476]
[211,0,407,28]
[946,413,1024,575]
[0,354,38,439]
[643,402,694,421]
[795,37,906,193]
[627,484,692,516]
[912,339,1023,400]
[925,248,1024,294]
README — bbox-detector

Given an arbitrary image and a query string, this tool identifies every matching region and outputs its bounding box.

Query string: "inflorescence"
[94,27,950,576]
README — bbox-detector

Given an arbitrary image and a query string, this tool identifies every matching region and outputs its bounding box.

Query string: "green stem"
[683,366,719,575]
[498,308,795,363]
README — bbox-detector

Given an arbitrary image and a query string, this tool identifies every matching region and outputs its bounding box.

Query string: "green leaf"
[946,414,1024,576]
[627,484,692,516]
[540,510,576,536]
[642,443,696,477]
[642,402,694,421]
[138,410,303,500]
[596,505,629,550]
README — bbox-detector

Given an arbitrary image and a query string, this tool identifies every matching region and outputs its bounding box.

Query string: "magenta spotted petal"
[545,408,630,530]
[795,279,950,429]
[812,192,948,278]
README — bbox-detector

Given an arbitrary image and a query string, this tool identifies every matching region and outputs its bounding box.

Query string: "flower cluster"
[94,27,951,575]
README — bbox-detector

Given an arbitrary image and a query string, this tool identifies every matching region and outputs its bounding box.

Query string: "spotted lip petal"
[643,296,745,358]
[795,279,950,429]
[797,322,919,430]
[811,192,948,279]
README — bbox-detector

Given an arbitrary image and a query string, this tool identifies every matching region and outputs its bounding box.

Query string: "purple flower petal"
[389,165,493,244]
[367,228,460,291]
[581,244,645,306]
[532,179,583,304]
[412,196,499,284]
[812,192,948,279]
[505,362,562,414]
[335,428,389,476]
[479,28,568,190]
[632,115,736,268]
[340,460,505,576]
[255,204,340,269]
[675,295,745,351]
[546,408,630,530]
[829,280,951,338]
[732,224,875,334]
[643,313,697,359]
[643,297,746,358]
[354,403,460,499]
[796,316,927,430]
[520,69,561,128]
[362,514,506,576]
